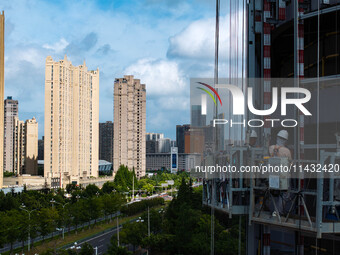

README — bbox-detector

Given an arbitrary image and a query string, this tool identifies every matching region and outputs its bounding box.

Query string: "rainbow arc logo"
[196,82,222,115]
[196,82,222,106]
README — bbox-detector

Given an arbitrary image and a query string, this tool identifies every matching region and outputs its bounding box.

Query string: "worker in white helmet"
[249,130,258,147]
[268,130,292,217]
[269,130,292,161]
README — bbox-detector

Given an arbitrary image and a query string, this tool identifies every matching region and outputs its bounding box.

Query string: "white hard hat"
[277,130,289,140]
[250,130,257,138]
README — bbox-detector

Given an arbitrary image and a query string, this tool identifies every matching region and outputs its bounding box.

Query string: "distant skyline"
[0,0,231,140]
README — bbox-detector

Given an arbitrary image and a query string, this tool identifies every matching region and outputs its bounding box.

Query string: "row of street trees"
[0,185,124,253]
[0,165,186,253]
[102,165,192,196]
[105,179,245,255]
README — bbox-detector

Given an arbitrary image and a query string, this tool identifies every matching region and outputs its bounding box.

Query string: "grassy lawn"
[6,205,165,255]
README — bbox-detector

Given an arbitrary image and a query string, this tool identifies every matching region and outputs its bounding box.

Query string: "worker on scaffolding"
[249,130,258,147]
[267,130,292,216]
[268,130,292,161]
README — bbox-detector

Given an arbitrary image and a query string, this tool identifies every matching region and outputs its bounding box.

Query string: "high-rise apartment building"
[191,105,206,127]
[99,121,113,163]
[176,124,190,153]
[145,133,170,153]
[0,11,5,188]
[38,137,44,160]
[13,117,24,175]
[113,75,146,178]
[146,133,164,141]
[4,96,18,173]
[24,118,38,175]
[44,56,99,187]
[13,117,38,175]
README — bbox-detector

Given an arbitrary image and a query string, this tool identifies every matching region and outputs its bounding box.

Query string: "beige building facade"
[13,117,38,175]
[113,75,146,178]
[0,11,5,188]
[24,118,38,175]
[44,56,99,187]
[4,96,18,173]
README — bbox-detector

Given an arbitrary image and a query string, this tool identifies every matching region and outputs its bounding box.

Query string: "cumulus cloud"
[0,0,219,139]
[124,58,187,97]
[167,16,230,60]
[124,58,190,136]
[5,44,47,80]
[43,38,69,53]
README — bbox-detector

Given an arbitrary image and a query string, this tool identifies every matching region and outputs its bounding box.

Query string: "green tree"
[70,201,84,232]
[188,214,224,255]
[113,165,138,192]
[0,211,7,248]
[101,194,123,221]
[142,234,175,254]
[39,208,59,241]
[3,210,21,252]
[106,237,132,255]
[18,210,29,250]
[78,200,91,228]
[84,184,101,197]
[138,179,154,194]
[79,242,94,255]
[120,221,147,252]
[86,197,103,226]
[141,208,163,233]
[102,181,115,193]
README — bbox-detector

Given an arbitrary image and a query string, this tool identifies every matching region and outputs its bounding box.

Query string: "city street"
[70,226,121,255]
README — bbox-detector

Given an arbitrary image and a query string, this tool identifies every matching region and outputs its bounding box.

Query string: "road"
[0,213,119,254]
[71,226,122,255]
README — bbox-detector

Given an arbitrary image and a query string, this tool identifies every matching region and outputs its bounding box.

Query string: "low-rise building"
[146,152,201,172]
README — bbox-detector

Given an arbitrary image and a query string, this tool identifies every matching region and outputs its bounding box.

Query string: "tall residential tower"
[0,11,5,188]
[13,117,38,175]
[4,96,18,173]
[113,75,146,178]
[44,55,99,187]
[23,118,38,175]
[99,121,113,163]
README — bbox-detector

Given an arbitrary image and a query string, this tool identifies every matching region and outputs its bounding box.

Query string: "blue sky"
[0,0,231,140]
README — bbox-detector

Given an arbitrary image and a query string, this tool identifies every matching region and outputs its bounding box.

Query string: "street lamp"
[50,198,56,209]
[76,194,81,202]
[53,200,69,239]
[19,203,37,252]
[50,199,68,239]
[117,215,120,247]
[96,191,100,197]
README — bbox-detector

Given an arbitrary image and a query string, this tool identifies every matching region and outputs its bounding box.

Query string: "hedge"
[121,197,164,216]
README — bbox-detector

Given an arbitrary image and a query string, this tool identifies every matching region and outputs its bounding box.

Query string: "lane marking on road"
[77,228,117,245]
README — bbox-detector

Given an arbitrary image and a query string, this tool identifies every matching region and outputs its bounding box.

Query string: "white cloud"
[124,58,190,137]
[167,16,236,60]
[0,0,217,139]
[4,44,48,86]
[43,38,69,53]
[124,58,187,97]
[156,96,189,110]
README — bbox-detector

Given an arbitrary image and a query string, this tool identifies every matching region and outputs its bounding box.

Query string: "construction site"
[191,0,340,254]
